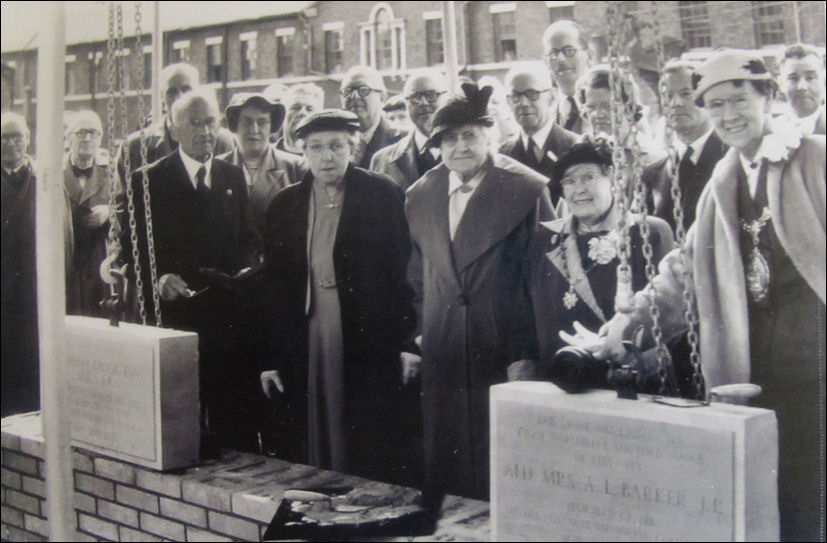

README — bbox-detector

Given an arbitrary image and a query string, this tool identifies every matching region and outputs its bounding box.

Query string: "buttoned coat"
[499,123,579,208]
[261,165,417,484]
[405,153,554,500]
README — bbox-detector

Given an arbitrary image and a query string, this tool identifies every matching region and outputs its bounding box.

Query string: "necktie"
[526,138,541,168]
[72,164,94,179]
[680,145,694,168]
[196,165,209,197]
[565,96,579,131]
[458,183,474,194]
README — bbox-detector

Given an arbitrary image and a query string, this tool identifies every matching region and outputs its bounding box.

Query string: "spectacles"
[1,133,26,143]
[340,86,382,98]
[561,168,606,188]
[73,128,101,138]
[545,46,582,59]
[406,91,444,105]
[441,130,482,147]
[704,95,753,117]
[506,89,550,104]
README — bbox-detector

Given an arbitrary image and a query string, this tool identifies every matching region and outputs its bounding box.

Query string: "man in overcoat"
[405,84,555,502]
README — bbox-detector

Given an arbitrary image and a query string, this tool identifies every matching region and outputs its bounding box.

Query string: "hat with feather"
[427,82,495,147]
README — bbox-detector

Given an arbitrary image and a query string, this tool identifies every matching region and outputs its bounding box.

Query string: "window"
[359,4,406,71]
[65,55,76,95]
[753,1,786,46]
[425,16,444,66]
[206,38,224,83]
[679,1,712,49]
[172,40,190,63]
[143,50,152,89]
[113,50,130,91]
[547,1,575,23]
[240,32,257,80]
[276,28,295,77]
[324,25,344,74]
[492,10,517,62]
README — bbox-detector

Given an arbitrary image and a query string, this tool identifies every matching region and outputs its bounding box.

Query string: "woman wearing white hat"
[564,48,825,541]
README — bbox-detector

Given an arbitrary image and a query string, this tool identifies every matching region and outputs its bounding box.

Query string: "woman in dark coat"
[259,110,417,486]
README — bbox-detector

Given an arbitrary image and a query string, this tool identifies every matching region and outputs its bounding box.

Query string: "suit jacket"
[64,154,114,316]
[552,96,584,135]
[369,131,439,191]
[815,107,826,135]
[499,124,579,208]
[405,153,554,500]
[118,117,236,184]
[218,145,307,261]
[358,117,405,170]
[642,131,727,234]
[262,164,416,482]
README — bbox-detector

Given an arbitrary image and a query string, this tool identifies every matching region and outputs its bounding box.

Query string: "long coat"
[64,154,113,316]
[498,123,579,208]
[405,154,554,500]
[261,164,417,484]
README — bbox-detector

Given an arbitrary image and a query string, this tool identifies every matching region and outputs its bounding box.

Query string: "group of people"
[1,18,824,541]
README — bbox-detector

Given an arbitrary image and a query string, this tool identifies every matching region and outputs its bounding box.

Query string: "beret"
[552,139,613,182]
[294,109,361,139]
[693,48,774,101]
[428,82,495,147]
[225,92,286,133]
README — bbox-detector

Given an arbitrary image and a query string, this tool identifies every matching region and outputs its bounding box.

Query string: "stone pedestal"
[491,382,778,542]
[65,316,200,471]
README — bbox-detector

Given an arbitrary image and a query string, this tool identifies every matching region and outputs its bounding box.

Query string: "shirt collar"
[361,118,381,143]
[179,147,213,189]
[674,129,713,166]
[448,164,486,196]
[521,116,555,154]
[557,89,574,116]
[792,106,822,136]
[413,129,439,159]
[3,157,29,176]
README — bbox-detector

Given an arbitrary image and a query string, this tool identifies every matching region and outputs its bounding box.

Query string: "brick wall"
[1,412,490,542]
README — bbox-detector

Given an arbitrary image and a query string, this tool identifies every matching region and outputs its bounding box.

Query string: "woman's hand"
[260,370,285,399]
[559,316,629,361]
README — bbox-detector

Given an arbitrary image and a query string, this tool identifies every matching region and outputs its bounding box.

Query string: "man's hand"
[559,316,629,361]
[82,204,110,229]
[158,273,189,301]
[400,352,421,386]
[260,370,285,399]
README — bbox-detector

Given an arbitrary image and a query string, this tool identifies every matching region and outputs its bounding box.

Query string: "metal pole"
[792,1,802,43]
[36,2,75,540]
[152,0,163,122]
[442,1,459,95]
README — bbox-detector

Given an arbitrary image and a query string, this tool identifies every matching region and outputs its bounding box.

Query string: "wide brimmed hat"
[692,49,774,101]
[294,109,361,140]
[427,82,495,147]
[225,93,286,133]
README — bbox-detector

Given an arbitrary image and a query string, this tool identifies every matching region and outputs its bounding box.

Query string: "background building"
[2,1,825,153]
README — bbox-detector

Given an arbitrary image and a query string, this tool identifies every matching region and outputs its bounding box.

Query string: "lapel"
[78,163,107,206]
[451,157,538,271]
[335,165,360,253]
[708,148,743,249]
[1,161,35,240]
[263,147,290,192]
[415,166,462,289]
[543,218,607,322]
[694,131,726,177]
[364,118,393,163]
[390,132,419,181]
[62,157,84,203]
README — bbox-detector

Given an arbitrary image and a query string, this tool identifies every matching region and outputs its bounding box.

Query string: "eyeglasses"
[73,128,101,138]
[187,118,218,129]
[561,168,606,188]
[406,91,444,105]
[545,46,583,60]
[704,95,753,117]
[1,133,26,143]
[340,86,382,98]
[506,89,551,104]
[440,130,483,147]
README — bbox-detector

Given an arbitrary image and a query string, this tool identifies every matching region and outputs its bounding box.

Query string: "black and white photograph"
[1,1,825,541]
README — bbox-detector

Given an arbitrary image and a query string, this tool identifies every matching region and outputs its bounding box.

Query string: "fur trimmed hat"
[225,93,286,133]
[692,49,774,101]
[427,82,495,147]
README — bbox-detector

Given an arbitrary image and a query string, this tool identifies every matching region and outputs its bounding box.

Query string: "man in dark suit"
[129,88,256,454]
[542,20,592,135]
[500,62,578,209]
[118,63,235,184]
[370,69,447,191]
[642,59,726,234]
[779,43,826,136]
[340,65,405,169]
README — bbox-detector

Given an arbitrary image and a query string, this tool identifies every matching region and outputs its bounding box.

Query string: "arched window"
[359,4,406,72]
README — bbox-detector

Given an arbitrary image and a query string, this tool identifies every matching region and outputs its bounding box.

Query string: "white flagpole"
[36,2,75,540]
[152,0,163,123]
[442,1,459,95]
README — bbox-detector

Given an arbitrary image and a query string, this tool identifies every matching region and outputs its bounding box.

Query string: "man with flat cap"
[370,69,448,191]
[259,110,419,486]
[219,92,307,263]
[340,65,405,169]
[405,83,555,503]
[500,62,579,210]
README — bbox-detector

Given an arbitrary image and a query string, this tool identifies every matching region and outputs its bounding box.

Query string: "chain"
[132,0,163,327]
[104,4,122,264]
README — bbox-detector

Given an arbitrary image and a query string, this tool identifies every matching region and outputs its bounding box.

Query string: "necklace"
[559,230,618,310]
[741,206,772,303]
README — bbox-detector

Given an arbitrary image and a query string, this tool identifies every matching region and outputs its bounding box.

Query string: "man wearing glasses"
[64,110,116,317]
[500,62,578,209]
[339,65,406,169]
[370,69,448,190]
[542,20,592,135]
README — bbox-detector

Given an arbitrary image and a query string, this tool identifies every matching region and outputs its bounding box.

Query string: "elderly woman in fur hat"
[405,83,554,504]
[565,49,825,541]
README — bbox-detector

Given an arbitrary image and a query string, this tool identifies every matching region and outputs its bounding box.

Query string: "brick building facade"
[2,1,825,151]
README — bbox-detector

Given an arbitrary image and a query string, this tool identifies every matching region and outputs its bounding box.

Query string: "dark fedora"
[427,82,495,147]
[225,92,286,133]
[294,109,361,140]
